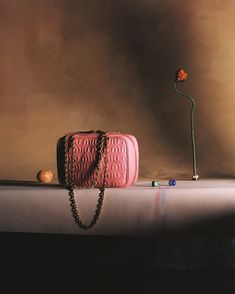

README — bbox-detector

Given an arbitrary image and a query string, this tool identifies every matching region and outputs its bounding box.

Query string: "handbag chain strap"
[64,130,109,230]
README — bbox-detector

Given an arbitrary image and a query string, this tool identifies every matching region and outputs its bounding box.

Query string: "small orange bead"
[37,170,53,183]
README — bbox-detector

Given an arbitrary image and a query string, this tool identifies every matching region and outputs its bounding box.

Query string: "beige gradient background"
[1,0,235,182]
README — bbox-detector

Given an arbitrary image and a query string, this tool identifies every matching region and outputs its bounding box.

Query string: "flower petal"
[176,68,188,82]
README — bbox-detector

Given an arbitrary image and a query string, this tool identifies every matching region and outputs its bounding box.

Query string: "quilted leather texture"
[57,132,139,188]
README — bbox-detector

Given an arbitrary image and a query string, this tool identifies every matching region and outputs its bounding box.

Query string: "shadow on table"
[158,212,235,238]
[0,179,61,188]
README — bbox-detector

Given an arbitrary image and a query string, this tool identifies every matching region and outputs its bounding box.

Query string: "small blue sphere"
[168,179,176,186]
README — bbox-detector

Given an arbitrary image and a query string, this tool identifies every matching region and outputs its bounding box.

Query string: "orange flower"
[175,68,188,82]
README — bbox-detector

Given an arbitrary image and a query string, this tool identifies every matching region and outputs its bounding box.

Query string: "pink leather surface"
[57,133,139,188]
[0,180,235,236]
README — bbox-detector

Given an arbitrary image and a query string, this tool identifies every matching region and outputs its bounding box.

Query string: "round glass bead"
[152,180,159,187]
[168,179,176,186]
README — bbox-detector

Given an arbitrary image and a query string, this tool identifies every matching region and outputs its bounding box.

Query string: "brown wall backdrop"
[1,0,235,182]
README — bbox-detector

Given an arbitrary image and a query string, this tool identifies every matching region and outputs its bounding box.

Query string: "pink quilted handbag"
[57,130,139,229]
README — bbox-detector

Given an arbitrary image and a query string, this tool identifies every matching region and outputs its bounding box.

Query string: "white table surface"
[0,180,234,236]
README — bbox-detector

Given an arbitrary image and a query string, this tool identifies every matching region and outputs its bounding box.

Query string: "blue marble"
[168,179,176,186]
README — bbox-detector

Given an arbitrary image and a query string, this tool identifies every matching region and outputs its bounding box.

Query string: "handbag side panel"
[124,134,139,186]
[57,136,66,186]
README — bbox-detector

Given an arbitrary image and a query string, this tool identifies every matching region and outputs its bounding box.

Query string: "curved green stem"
[173,82,197,177]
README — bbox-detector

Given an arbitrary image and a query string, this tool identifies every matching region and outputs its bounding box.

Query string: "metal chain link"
[64,130,109,230]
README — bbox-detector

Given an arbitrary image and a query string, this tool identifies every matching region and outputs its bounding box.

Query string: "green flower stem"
[173,82,197,177]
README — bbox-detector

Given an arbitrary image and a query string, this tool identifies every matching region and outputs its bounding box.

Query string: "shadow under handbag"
[57,130,139,230]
